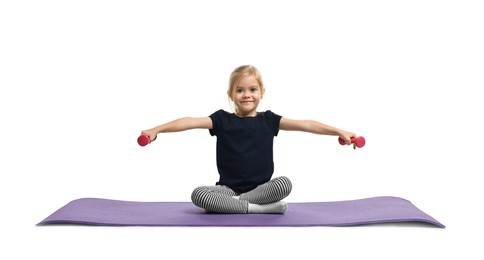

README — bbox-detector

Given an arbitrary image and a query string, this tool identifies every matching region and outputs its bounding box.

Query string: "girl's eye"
[251,88,258,92]
[236,89,243,93]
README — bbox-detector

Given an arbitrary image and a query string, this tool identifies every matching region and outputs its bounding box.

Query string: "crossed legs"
[191,176,292,214]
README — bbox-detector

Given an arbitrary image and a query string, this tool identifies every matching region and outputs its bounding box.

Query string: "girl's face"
[230,75,263,117]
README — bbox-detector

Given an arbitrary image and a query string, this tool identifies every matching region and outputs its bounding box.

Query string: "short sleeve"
[264,110,282,136]
[208,109,224,136]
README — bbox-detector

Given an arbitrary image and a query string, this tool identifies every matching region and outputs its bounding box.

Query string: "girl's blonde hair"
[227,65,265,100]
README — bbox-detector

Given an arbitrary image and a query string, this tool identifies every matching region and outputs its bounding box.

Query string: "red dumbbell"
[338,136,366,148]
[137,134,156,146]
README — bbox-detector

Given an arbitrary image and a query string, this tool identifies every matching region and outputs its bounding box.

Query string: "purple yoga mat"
[37,196,444,227]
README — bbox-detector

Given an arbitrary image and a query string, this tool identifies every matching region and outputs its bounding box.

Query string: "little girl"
[141,65,356,214]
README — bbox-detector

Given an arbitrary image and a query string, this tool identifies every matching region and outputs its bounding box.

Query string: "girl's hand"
[339,131,357,149]
[141,130,158,142]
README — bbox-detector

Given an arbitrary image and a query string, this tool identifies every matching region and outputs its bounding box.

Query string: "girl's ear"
[227,90,233,101]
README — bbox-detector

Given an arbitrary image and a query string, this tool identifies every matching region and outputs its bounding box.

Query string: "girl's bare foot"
[247,201,288,214]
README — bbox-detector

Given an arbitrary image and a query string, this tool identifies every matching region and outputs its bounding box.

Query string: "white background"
[1,0,483,259]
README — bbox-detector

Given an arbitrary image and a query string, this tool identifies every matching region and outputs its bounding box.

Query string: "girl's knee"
[276,176,293,195]
[191,186,210,205]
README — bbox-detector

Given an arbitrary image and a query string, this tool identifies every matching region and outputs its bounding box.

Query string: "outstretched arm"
[141,117,212,142]
[279,117,356,144]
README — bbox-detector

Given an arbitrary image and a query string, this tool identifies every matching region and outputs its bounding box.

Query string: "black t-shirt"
[209,109,282,193]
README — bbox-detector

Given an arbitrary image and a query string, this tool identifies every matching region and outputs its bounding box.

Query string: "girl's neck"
[234,110,257,117]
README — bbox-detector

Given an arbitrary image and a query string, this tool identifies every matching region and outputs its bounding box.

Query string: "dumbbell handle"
[338,136,366,148]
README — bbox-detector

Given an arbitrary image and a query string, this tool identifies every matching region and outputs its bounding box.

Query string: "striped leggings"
[191,176,292,213]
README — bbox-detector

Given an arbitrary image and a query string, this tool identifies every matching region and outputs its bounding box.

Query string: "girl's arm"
[279,117,356,144]
[141,117,212,141]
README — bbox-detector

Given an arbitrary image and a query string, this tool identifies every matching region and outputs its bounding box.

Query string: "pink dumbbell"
[338,136,366,148]
[137,134,156,146]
